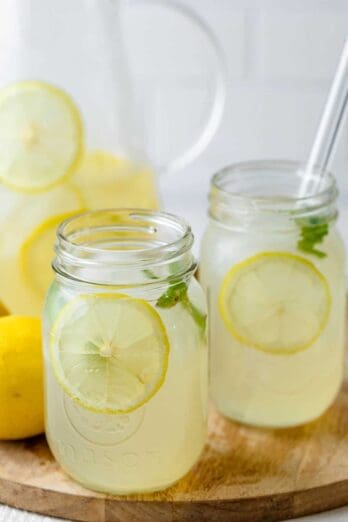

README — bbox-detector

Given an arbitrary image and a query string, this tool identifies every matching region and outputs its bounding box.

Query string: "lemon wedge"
[219,252,331,355]
[0,81,83,192]
[50,293,170,414]
[71,150,159,209]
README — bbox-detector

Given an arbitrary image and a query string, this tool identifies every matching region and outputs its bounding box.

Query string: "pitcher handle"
[129,0,227,175]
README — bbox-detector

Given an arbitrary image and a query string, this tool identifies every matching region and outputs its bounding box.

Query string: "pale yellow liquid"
[0,153,159,316]
[44,282,208,494]
[200,224,346,428]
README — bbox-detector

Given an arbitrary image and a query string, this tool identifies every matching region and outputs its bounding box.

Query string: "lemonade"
[200,161,346,428]
[0,81,159,316]
[43,210,207,494]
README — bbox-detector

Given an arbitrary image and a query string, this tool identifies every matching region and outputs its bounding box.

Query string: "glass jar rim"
[209,160,339,231]
[56,208,193,264]
[212,159,337,208]
[53,209,195,286]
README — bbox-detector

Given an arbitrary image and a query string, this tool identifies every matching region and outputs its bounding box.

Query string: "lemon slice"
[20,211,80,298]
[50,293,170,414]
[0,81,83,192]
[71,150,159,209]
[0,182,84,316]
[219,252,331,355]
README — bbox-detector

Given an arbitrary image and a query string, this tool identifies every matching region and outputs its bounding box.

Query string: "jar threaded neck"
[53,209,195,286]
[209,160,338,231]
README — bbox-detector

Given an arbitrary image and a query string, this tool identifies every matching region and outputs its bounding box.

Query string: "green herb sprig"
[143,270,206,335]
[297,217,329,258]
[156,281,207,333]
[143,269,159,280]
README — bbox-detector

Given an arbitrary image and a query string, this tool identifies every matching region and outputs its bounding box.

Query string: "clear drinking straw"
[299,38,348,197]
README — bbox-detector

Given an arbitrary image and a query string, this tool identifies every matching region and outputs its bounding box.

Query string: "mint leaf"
[143,269,159,280]
[156,281,206,335]
[156,281,188,308]
[297,217,329,258]
[143,268,206,335]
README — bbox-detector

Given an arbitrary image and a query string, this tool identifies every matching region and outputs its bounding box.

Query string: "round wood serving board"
[1,381,348,522]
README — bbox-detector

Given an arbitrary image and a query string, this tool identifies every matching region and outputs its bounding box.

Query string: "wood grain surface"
[1,380,348,522]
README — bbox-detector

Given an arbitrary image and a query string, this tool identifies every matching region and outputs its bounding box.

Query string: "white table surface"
[1,505,348,522]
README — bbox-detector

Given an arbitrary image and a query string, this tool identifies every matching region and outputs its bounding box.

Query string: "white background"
[2,0,348,521]
[123,0,348,254]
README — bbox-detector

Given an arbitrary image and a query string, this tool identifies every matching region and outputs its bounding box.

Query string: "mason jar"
[43,209,207,494]
[200,160,345,428]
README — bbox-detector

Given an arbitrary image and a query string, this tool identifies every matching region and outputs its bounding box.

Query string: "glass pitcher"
[0,0,225,316]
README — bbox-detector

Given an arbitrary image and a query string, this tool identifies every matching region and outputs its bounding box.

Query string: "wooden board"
[1,380,348,522]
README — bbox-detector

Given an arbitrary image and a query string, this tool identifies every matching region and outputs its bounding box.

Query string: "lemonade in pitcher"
[0,81,158,316]
[200,161,346,428]
[0,0,225,316]
[43,210,207,494]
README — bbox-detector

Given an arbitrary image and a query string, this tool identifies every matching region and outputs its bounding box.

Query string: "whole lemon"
[0,316,44,439]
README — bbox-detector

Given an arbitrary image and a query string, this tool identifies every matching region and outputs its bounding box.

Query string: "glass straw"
[299,38,348,197]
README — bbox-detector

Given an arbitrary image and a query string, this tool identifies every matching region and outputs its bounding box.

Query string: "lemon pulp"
[50,293,170,414]
[219,252,331,355]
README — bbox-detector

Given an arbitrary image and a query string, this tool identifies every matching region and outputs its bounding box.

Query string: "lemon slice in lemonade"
[50,294,170,414]
[71,151,159,209]
[20,211,81,298]
[0,81,83,192]
[219,252,331,355]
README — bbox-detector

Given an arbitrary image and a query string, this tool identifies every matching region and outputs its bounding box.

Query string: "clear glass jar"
[43,209,207,494]
[200,161,346,428]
